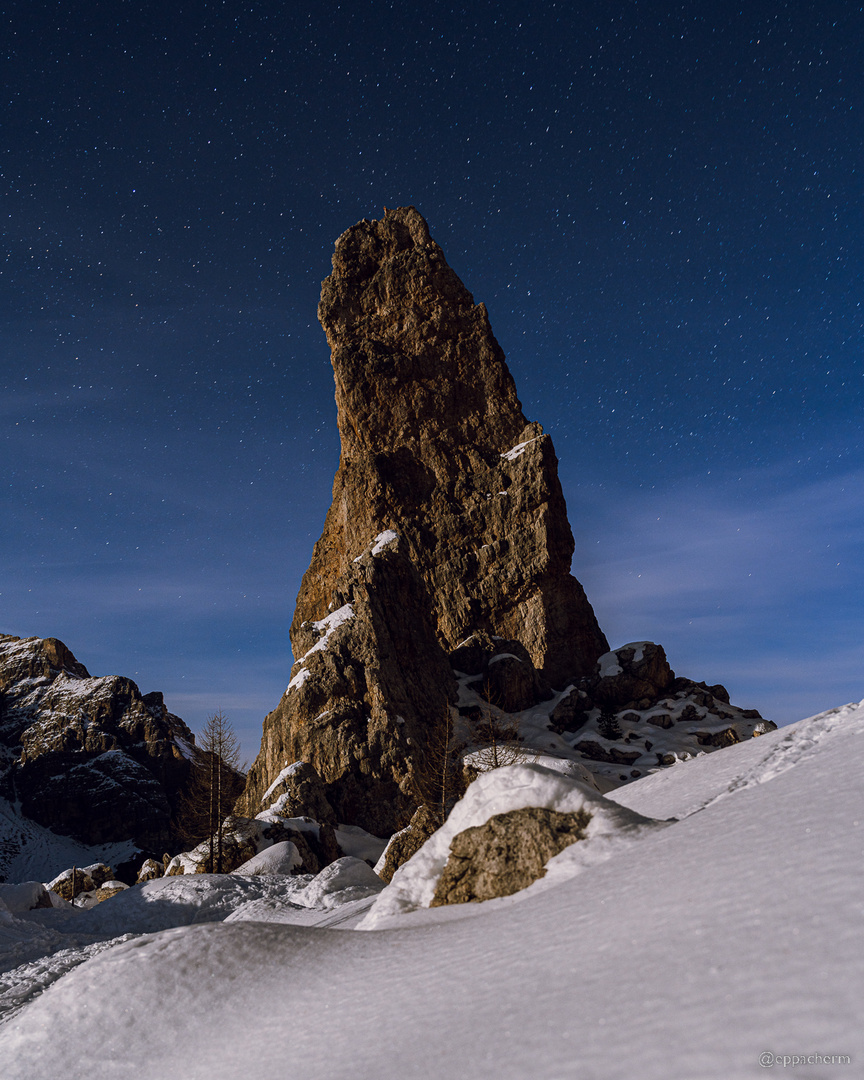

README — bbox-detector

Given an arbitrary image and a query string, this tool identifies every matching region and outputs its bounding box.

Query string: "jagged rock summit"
[239,207,771,835]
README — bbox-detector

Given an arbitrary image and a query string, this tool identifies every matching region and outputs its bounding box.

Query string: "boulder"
[92,882,128,904]
[430,805,592,906]
[298,856,384,908]
[464,637,554,713]
[46,862,115,902]
[697,728,741,748]
[163,815,341,877]
[548,688,592,734]
[136,858,164,883]
[233,841,304,875]
[0,881,53,911]
[375,805,440,884]
[592,642,676,710]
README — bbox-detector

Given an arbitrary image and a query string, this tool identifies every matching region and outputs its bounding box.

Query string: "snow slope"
[0,795,139,886]
[0,702,861,1079]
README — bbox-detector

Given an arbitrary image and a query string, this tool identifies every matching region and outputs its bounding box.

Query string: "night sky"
[3,1,862,760]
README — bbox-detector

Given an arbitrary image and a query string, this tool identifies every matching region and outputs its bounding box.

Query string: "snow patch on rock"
[261,761,307,804]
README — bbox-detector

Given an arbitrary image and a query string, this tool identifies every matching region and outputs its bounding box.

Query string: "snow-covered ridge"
[0,704,861,1078]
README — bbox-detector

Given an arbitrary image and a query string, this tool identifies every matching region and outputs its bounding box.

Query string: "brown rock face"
[430,805,592,906]
[301,205,607,684]
[237,534,456,834]
[238,208,608,833]
[377,804,440,884]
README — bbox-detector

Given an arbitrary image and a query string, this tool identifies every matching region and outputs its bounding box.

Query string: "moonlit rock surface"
[238,207,608,829]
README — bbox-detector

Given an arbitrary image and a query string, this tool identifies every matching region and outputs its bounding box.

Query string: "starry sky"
[3,1,862,760]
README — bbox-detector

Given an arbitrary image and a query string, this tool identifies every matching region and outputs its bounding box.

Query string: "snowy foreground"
[1,703,862,1080]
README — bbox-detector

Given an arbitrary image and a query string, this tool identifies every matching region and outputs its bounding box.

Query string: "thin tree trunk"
[208,749,216,872]
[216,743,223,873]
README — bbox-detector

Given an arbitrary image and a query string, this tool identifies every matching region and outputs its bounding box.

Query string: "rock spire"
[238,207,610,832]
[302,206,608,684]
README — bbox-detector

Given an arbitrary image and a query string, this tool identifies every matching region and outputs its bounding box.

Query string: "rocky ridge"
[0,634,199,853]
[239,207,774,839]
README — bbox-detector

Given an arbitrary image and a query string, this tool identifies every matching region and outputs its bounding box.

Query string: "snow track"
[0,934,134,1025]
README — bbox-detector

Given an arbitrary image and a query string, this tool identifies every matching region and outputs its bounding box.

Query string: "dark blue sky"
[3,1,862,759]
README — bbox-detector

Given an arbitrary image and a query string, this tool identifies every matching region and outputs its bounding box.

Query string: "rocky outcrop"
[304,206,608,684]
[238,534,457,834]
[258,761,337,823]
[136,858,164,883]
[541,641,775,786]
[375,804,440,884]
[164,815,341,877]
[46,862,115,902]
[239,207,608,833]
[430,805,592,906]
[0,634,199,849]
[453,631,554,712]
[240,208,774,836]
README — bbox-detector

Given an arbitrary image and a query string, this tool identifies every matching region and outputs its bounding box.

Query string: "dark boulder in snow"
[461,635,554,713]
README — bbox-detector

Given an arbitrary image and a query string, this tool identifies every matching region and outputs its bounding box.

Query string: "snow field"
[0,702,861,1079]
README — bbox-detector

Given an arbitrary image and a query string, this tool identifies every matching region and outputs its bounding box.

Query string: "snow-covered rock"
[298,857,385,910]
[45,863,115,902]
[232,841,303,876]
[0,882,52,913]
[135,858,164,883]
[360,763,664,927]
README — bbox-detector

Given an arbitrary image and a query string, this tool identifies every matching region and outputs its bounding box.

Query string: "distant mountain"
[0,634,199,874]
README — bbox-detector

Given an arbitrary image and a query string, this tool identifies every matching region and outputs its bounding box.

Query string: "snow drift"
[0,702,861,1080]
